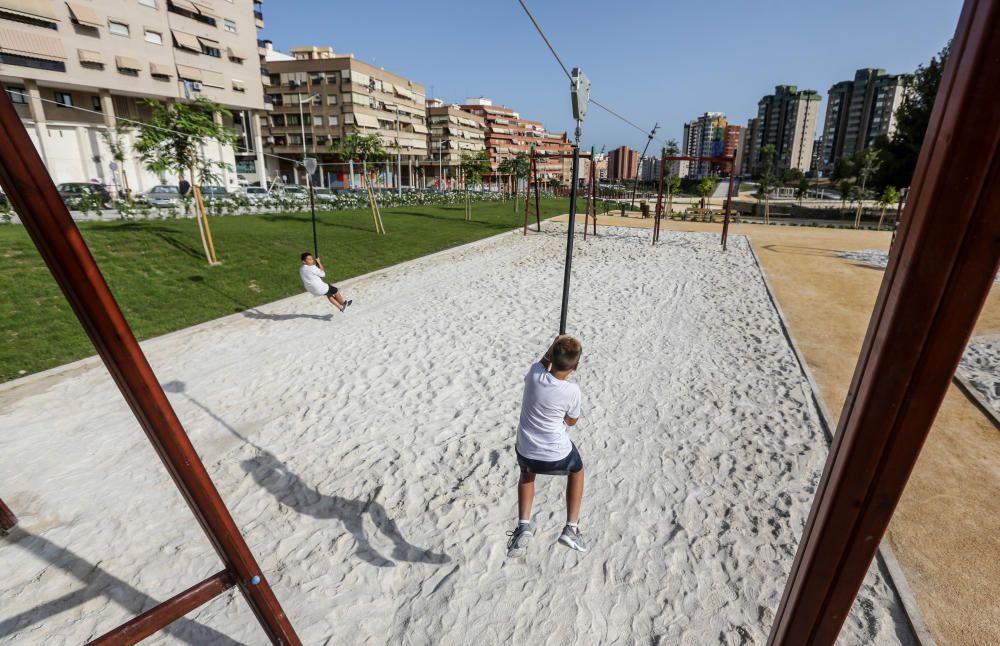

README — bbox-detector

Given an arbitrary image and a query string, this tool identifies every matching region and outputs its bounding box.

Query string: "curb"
[746,238,933,646]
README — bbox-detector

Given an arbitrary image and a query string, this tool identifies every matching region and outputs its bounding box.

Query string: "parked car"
[57,182,112,206]
[280,185,308,199]
[141,185,181,207]
[199,185,229,200]
[311,187,337,202]
[242,186,269,203]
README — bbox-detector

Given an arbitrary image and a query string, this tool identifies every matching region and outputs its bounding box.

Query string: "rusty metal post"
[653,150,666,245]
[533,149,542,231]
[721,150,737,251]
[0,88,301,645]
[0,496,16,532]
[523,144,534,235]
[768,0,1000,642]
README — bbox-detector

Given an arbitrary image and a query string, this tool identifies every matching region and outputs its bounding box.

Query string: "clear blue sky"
[261,0,961,152]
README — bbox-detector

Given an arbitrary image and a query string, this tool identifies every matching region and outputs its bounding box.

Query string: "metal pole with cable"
[560,68,590,335]
[630,123,657,208]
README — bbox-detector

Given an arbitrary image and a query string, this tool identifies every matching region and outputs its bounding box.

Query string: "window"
[167,0,216,26]
[326,95,337,106]
[55,92,74,107]
[108,20,130,37]
[5,87,27,104]
[201,44,220,57]
[313,95,322,106]
[138,0,156,6]
[328,115,338,127]
[0,10,58,29]
[0,53,66,71]
[236,159,256,173]
[313,115,323,126]
[91,96,102,111]
[144,29,162,44]
[289,134,303,145]
[224,19,236,33]
[270,114,285,126]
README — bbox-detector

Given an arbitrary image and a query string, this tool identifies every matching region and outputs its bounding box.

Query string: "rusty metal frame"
[0,496,16,532]
[0,88,301,644]
[768,0,1000,642]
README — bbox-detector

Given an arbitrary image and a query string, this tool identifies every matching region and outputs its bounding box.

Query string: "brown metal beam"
[768,0,1000,642]
[0,88,301,644]
[88,570,236,646]
[0,496,16,532]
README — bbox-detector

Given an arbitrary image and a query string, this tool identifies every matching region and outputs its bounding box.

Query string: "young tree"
[498,152,530,213]
[782,167,805,185]
[877,186,900,230]
[838,179,853,211]
[100,121,132,199]
[335,128,387,233]
[796,177,810,204]
[133,97,235,264]
[695,177,718,209]
[755,144,777,223]
[459,151,491,221]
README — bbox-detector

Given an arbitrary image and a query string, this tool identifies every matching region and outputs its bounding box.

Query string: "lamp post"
[297,93,319,185]
[394,104,402,196]
[303,157,319,258]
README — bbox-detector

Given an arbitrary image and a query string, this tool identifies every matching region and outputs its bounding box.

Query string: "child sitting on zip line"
[507,335,586,557]
[299,252,352,312]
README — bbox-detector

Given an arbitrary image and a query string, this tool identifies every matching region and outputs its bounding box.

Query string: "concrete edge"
[951,334,1000,433]
[745,237,933,646]
[0,225,532,395]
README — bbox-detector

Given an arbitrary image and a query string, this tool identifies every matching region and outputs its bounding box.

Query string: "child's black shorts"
[326,284,338,296]
[516,442,583,475]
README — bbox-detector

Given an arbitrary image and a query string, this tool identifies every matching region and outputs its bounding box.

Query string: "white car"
[141,185,181,207]
[242,186,269,203]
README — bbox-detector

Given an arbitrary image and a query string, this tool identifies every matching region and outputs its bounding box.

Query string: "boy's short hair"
[300,252,312,262]
[551,336,582,371]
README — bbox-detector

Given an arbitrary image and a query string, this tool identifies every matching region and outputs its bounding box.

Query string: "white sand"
[840,249,1000,285]
[0,226,913,644]
[957,336,1000,420]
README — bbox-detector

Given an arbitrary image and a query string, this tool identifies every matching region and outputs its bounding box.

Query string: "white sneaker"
[558,525,587,553]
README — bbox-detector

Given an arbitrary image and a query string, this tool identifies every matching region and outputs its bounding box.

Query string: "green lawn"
[0,198,568,382]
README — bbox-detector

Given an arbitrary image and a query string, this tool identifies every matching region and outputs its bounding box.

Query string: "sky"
[260,0,962,153]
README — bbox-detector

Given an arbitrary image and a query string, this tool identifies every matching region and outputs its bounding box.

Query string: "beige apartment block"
[0,0,270,192]
[426,101,485,190]
[260,45,427,189]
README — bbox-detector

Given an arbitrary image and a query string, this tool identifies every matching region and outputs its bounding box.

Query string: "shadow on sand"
[161,380,449,569]
[241,309,334,322]
[0,528,240,645]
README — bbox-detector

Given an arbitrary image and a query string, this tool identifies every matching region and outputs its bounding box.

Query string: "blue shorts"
[516,442,583,475]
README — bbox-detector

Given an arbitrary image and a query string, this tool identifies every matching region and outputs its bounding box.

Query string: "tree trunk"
[189,167,214,265]
[878,206,887,230]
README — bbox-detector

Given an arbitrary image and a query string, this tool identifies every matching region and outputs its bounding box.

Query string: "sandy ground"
[956,336,1000,420]
[0,226,912,644]
[838,249,1000,283]
[560,213,1000,645]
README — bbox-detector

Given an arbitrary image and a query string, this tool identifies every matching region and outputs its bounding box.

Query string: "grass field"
[0,197,568,382]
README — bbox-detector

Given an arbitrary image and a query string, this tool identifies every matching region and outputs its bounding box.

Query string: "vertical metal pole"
[0,89,301,645]
[533,149,542,232]
[721,149,737,251]
[653,150,666,245]
[307,172,318,258]
[559,134,582,335]
[630,123,657,208]
[768,0,1000,641]
[523,144,533,235]
[395,105,402,196]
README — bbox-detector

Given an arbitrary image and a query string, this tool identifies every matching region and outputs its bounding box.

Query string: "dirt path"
[553,214,1000,645]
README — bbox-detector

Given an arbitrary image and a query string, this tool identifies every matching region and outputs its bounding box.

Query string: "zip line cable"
[514,0,663,146]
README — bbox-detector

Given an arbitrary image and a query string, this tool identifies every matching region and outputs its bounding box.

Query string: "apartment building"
[639,156,660,182]
[819,68,911,172]
[741,117,759,176]
[0,0,268,191]
[593,153,608,181]
[748,85,820,175]
[682,112,727,178]
[607,145,638,182]
[459,97,572,186]
[425,99,485,189]
[261,45,427,188]
[722,124,742,175]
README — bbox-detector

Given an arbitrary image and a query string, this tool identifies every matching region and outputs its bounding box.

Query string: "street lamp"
[297,93,319,185]
[303,157,319,258]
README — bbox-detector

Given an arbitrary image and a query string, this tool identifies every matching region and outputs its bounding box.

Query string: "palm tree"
[335,128,387,233]
[877,186,899,230]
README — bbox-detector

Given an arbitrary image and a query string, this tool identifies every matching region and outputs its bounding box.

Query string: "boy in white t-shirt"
[299,252,352,312]
[507,335,586,557]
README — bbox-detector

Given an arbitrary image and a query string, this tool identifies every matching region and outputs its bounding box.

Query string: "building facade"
[819,68,911,172]
[607,145,638,182]
[458,97,571,186]
[425,100,485,189]
[0,0,268,191]
[261,45,427,189]
[681,112,729,178]
[748,85,820,175]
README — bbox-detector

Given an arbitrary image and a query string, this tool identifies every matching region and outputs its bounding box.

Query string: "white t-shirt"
[516,362,582,461]
[300,264,328,296]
